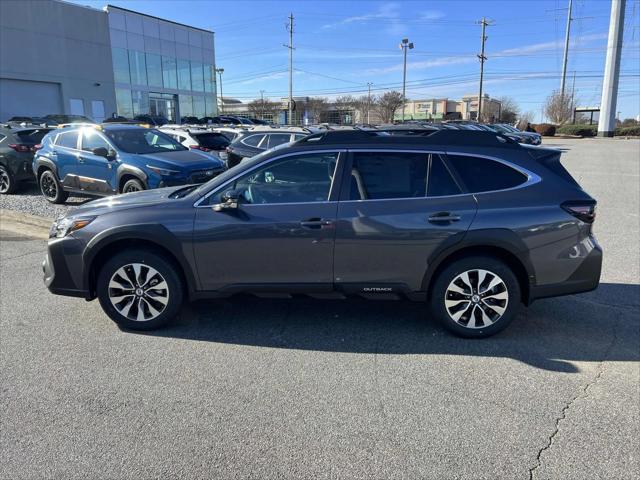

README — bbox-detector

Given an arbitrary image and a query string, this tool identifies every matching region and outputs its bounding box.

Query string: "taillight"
[189,145,211,152]
[8,143,31,153]
[562,201,596,223]
[33,144,43,152]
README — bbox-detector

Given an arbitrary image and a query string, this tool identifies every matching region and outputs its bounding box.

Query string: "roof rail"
[297,129,520,147]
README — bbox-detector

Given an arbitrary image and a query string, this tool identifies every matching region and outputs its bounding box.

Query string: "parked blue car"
[33,124,225,203]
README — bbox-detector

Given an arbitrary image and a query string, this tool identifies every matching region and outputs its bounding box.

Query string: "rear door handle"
[300,218,334,229]
[428,212,461,223]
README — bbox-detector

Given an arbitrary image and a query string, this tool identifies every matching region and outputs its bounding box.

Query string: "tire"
[96,249,184,330]
[39,169,68,204]
[429,256,521,338]
[0,165,17,194]
[121,178,145,194]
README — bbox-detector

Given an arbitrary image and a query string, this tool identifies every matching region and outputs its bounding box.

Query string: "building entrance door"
[149,94,176,122]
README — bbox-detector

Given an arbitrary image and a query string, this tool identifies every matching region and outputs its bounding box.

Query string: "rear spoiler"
[526,147,581,188]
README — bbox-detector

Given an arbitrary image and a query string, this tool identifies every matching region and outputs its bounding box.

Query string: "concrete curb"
[0,209,51,239]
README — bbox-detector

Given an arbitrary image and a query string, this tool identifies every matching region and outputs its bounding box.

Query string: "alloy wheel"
[444,269,509,329]
[0,168,10,193]
[124,184,142,193]
[108,263,169,322]
[41,173,58,199]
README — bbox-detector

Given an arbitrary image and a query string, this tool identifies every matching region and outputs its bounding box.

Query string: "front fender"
[83,223,198,297]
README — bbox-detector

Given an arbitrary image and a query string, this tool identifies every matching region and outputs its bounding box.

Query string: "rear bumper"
[529,242,602,302]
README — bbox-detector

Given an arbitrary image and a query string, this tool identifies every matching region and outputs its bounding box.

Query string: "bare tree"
[336,94,376,124]
[305,97,329,124]
[516,111,536,130]
[544,90,575,125]
[497,96,520,124]
[247,98,280,120]
[375,91,404,123]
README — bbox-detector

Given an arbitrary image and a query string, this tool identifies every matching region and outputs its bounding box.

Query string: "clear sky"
[70,0,640,120]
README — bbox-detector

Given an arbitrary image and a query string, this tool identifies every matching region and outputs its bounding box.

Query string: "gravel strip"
[0,183,95,220]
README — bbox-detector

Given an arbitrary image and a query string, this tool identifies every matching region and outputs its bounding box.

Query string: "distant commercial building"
[398,95,502,122]
[0,0,217,122]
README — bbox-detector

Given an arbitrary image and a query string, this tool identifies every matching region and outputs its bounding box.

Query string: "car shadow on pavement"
[135,282,639,373]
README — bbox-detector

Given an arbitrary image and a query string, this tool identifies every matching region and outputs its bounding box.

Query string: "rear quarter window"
[446,154,527,193]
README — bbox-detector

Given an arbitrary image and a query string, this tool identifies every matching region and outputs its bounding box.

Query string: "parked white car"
[159,126,231,154]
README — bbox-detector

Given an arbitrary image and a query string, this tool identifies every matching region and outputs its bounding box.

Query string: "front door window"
[216,152,339,205]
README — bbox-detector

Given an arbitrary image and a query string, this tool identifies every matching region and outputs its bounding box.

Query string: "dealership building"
[0,0,218,123]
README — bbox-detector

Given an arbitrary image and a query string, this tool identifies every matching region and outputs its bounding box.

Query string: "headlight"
[49,216,95,238]
[146,165,179,176]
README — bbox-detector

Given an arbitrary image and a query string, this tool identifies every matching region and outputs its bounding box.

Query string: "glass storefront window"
[205,95,217,116]
[146,53,163,88]
[112,48,130,84]
[115,88,133,117]
[177,59,191,91]
[179,95,194,118]
[128,50,147,86]
[191,62,204,92]
[132,90,150,116]
[204,65,215,93]
[193,95,205,118]
[162,56,177,89]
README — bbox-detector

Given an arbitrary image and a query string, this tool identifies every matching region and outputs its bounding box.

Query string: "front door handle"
[300,218,334,229]
[428,212,461,223]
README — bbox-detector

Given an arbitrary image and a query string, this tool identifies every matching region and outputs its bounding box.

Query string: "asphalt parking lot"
[1,138,638,479]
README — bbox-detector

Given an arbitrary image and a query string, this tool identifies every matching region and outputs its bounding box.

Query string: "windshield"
[498,124,520,133]
[104,128,187,154]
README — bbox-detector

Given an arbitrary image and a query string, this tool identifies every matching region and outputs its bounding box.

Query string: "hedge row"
[531,123,556,136]
[615,126,640,136]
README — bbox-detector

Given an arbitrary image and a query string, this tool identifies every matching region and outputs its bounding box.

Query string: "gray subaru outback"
[43,130,601,338]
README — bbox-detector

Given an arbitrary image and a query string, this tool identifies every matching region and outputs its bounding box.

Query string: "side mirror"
[92,147,109,158]
[212,189,242,212]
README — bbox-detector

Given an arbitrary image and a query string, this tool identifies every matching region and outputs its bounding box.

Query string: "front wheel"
[96,250,184,330]
[429,256,521,338]
[122,178,145,194]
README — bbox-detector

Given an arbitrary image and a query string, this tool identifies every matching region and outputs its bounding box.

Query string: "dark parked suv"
[225,129,309,167]
[43,130,602,337]
[0,124,53,194]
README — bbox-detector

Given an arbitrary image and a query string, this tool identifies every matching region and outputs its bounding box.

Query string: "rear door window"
[446,154,527,193]
[347,152,428,200]
[428,155,461,197]
[266,133,292,149]
[55,130,79,149]
[241,134,265,147]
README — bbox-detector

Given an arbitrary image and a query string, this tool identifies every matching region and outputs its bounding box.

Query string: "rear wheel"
[429,256,521,338]
[0,165,16,194]
[122,178,145,193]
[39,169,68,204]
[97,250,184,330]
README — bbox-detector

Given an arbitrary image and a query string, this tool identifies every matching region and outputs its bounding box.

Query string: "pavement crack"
[528,319,619,480]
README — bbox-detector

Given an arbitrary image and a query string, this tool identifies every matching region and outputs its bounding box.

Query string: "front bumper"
[529,241,603,302]
[43,236,89,299]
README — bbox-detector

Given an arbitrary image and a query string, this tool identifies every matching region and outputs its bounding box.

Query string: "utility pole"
[284,13,294,125]
[400,39,414,122]
[215,68,224,114]
[367,82,373,124]
[476,18,491,123]
[598,0,626,137]
[560,0,573,98]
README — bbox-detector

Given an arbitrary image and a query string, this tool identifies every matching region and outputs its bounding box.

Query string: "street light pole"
[400,38,413,122]
[367,82,373,124]
[215,68,224,114]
